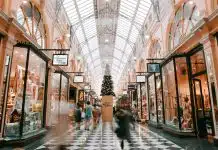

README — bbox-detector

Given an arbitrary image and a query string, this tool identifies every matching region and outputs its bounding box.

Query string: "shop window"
[23,51,46,135]
[0,56,10,132]
[148,74,156,122]
[162,60,178,128]
[169,2,202,50]
[16,2,45,48]
[190,50,206,74]
[5,48,28,137]
[4,46,47,137]
[175,57,193,131]
[156,73,163,123]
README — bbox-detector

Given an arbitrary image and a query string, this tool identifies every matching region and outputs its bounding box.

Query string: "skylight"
[112,0,151,86]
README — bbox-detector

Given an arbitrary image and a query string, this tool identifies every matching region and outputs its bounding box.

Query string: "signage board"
[74,75,84,83]
[128,84,136,90]
[136,75,146,83]
[52,54,68,66]
[147,63,160,73]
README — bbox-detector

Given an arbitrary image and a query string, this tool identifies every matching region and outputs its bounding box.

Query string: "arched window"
[169,2,202,50]
[16,2,45,48]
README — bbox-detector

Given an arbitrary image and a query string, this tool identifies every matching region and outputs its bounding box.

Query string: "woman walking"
[85,101,92,130]
[74,103,82,130]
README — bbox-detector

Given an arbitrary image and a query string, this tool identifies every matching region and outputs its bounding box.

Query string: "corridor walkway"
[35,122,183,150]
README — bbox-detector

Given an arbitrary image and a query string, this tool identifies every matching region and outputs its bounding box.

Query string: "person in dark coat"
[74,103,82,130]
[115,108,132,149]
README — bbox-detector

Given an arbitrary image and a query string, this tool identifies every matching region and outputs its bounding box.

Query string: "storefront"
[2,43,49,141]
[50,71,69,126]
[161,45,214,137]
[147,73,163,127]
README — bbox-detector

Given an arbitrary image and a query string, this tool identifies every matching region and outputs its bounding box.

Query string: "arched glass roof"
[63,0,152,93]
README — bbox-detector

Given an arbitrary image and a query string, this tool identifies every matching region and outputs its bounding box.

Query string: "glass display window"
[155,73,163,124]
[0,55,11,132]
[23,51,46,135]
[50,73,61,126]
[141,84,148,120]
[162,60,179,129]
[4,45,48,137]
[175,57,193,131]
[148,74,157,122]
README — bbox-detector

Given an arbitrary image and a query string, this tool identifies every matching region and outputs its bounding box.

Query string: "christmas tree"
[100,64,115,96]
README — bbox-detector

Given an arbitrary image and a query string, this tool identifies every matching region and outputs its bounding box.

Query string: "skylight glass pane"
[122,55,128,63]
[113,49,123,59]
[129,26,139,43]
[92,50,100,60]
[113,59,120,66]
[94,58,101,65]
[115,37,126,51]
[81,45,89,55]
[86,56,92,64]
[125,44,132,56]
[75,26,85,43]
[88,37,98,50]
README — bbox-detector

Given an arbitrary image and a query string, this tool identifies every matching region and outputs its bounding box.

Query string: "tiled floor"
[35,122,184,150]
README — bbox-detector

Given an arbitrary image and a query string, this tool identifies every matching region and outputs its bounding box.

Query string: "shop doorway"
[189,49,214,137]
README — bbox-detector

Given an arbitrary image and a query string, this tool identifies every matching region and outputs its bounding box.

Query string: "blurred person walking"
[57,100,70,149]
[74,103,82,130]
[85,101,92,130]
[92,104,99,128]
[115,107,132,150]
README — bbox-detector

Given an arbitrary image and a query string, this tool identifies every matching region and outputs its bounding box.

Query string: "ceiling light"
[188,0,194,5]
[105,39,109,43]
[133,57,137,61]
[22,0,28,4]
[145,35,150,39]
[65,33,71,38]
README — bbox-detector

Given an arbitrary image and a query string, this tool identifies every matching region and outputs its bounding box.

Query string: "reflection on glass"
[162,60,179,128]
[51,73,61,125]
[5,48,28,137]
[156,73,163,123]
[191,51,206,74]
[60,76,68,113]
[193,74,213,134]
[0,56,10,130]
[175,57,193,131]
[23,51,46,135]
[148,74,156,122]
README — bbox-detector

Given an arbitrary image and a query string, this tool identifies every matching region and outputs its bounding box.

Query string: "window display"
[175,57,193,131]
[162,60,179,129]
[0,56,10,131]
[50,73,61,125]
[155,73,163,124]
[148,74,156,122]
[4,46,47,137]
[141,84,148,120]
[23,51,46,135]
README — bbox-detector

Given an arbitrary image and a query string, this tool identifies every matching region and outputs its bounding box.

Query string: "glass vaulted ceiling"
[63,0,152,93]
[112,0,151,86]
[63,0,102,77]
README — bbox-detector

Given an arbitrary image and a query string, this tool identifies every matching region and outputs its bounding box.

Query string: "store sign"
[147,63,160,73]
[136,75,146,83]
[84,85,91,90]
[74,75,84,83]
[52,54,68,66]
[128,85,136,90]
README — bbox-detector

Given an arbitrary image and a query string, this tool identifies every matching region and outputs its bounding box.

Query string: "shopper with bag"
[85,101,92,130]
[74,103,82,130]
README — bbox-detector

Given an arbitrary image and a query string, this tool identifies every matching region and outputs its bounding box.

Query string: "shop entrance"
[189,49,214,137]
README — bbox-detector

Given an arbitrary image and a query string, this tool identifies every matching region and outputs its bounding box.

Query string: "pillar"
[201,34,218,137]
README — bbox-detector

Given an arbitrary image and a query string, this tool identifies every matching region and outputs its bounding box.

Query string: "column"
[201,34,218,137]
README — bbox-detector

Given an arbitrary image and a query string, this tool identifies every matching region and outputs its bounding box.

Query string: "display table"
[101,96,113,122]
